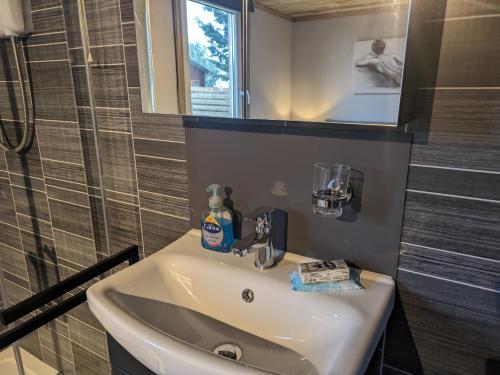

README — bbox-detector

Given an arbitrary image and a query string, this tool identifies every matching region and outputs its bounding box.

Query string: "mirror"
[134,0,412,126]
[248,1,410,125]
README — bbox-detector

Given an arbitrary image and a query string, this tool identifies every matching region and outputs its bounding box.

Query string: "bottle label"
[202,215,223,247]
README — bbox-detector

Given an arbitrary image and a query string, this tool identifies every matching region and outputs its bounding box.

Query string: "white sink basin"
[87,230,395,375]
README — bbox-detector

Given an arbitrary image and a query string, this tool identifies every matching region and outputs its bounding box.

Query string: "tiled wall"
[0,0,499,375]
[384,0,500,374]
[0,0,189,374]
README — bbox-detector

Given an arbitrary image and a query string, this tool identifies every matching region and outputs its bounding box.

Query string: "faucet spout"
[232,210,275,269]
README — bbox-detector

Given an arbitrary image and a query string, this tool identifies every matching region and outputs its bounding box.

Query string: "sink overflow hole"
[242,289,254,303]
[213,344,242,361]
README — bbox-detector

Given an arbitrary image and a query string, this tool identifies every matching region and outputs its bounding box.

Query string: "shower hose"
[0,35,31,153]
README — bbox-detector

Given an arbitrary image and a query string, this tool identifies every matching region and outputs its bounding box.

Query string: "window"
[185,0,241,118]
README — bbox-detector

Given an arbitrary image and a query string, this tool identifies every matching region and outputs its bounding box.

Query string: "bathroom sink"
[87,230,395,375]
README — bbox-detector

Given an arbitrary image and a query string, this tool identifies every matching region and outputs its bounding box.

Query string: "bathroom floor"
[0,347,58,375]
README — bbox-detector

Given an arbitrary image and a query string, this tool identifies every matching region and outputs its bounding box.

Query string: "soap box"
[298,260,350,284]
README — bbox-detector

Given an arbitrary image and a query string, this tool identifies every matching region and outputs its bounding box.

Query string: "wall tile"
[20,229,57,264]
[42,158,88,187]
[84,0,123,47]
[399,242,500,291]
[0,178,18,226]
[407,166,500,201]
[124,45,139,87]
[72,341,111,375]
[68,316,109,360]
[62,0,82,48]
[31,6,66,34]
[36,120,84,164]
[0,243,30,287]
[77,106,131,132]
[402,191,500,261]
[11,185,51,222]
[134,138,187,161]
[54,229,97,267]
[136,155,188,199]
[386,270,500,375]
[24,42,69,62]
[4,134,44,179]
[39,326,74,362]
[141,209,190,256]
[25,254,60,293]
[122,22,136,45]
[119,0,134,23]
[48,198,94,239]
[17,213,53,239]
[9,173,46,192]
[41,346,76,375]
[129,88,185,142]
[31,0,62,11]
[28,62,77,121]
[435,17,500,87]
[139,190,189,219]
[46,185,90,207]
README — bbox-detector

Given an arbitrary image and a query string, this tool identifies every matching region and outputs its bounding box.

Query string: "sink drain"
[213,344,242,361]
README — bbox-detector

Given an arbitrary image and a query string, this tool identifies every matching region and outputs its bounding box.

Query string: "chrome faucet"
[232,210,275,269]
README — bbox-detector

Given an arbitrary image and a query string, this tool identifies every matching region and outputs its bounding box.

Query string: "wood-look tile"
[25,254,60,293]
[84,0,123,47]
[0,150,7,171]
[435,17,500,87]
[5,134,44,179]
[71,45,125,66]
[139,190,189,219]
[134,138,186,161]
[0,83,25,121]
[129,88,185,142]
[31,6,66,35]
[38,326,74,362]
[0,178,18,226]
[119,0,134,22]
[124,45,139,87]
[386,270,500,375]
[21,229,57,264]
[17,213,53,239]
[0,39,20,81]
[46,185,90,207]
[68,301,103,331]
[407,166,500,201]
[62,0,82,48]
[9,173,46,192]
[141,209,190,256]
[31,0,62,11]
[92,65,129,108]
[77,106,132,132]
[28,61,77,122]
[412,89,500,136]
[53,229,97,267]
[68,316,109,360]
[41,346,76,375]
[136,155,188,199]
[410,132,500,173]
[90,196,141,255]
[80,130,137,195]
[44,317,70,338]
[402,191,500,261]
[24,32,67,47]
[24,42,69,62]
[48,198,94,239]
[4,279,31,304]
[445,0,500,18]
[11,185,51,222]
[0,243,30,286]
[399,242,500,291]
[20,331,44,362]
[36,120,84,164]
[0,221,23,250]
[72,341,111,375]
[42,158,88,187]
[122,22,137,45]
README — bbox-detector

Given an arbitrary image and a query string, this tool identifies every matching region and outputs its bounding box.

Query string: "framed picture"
[353,38,405,94]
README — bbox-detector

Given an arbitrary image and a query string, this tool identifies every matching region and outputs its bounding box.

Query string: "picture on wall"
[352,38,405,94]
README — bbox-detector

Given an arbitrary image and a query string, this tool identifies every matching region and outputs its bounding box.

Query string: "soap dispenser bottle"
[201,184,234,253]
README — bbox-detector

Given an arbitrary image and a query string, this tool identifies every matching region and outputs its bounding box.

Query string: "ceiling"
[255,0,408,19]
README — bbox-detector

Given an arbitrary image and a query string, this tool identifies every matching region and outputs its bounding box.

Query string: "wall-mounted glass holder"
[312,163,352,218]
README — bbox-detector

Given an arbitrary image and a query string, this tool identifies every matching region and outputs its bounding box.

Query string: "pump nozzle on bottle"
[206,184,223,209]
